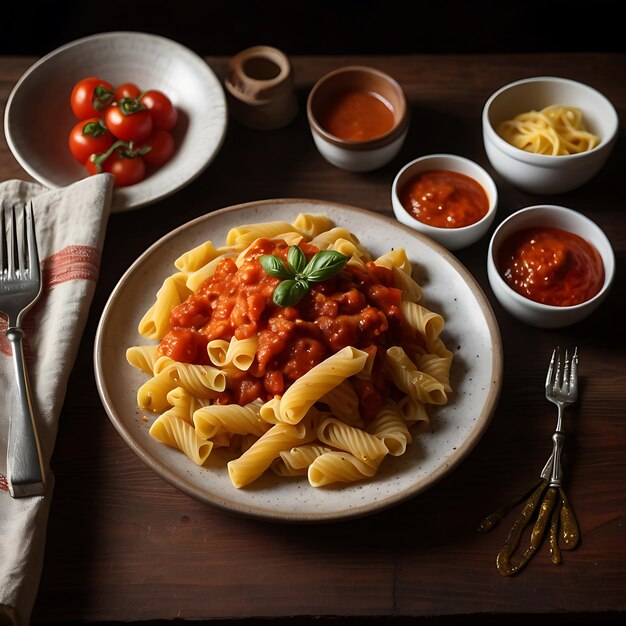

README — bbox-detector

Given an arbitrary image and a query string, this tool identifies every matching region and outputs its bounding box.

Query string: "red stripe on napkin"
[0,473,8,492]
[0,245,100,356]
[42,244,100,287]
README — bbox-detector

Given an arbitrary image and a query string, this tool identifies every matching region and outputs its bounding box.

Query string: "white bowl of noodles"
[482,76,618,194]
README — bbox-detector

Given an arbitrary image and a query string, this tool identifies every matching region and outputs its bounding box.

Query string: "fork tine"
[569,346,579,394]
[8,206,18,277]
[563,348,571,391]
[554,346,563,390]
[25,203,39,281]
[545,347,557,393]
[0,208,6,274]
[18,204,28,275]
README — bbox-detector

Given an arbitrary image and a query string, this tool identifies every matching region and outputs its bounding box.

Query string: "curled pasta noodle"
[329,238,368,268]
[138,272,192,340]
[272,443,333,476]
[292,213,333,238]
[417,352,453,392]
[385,346,448,405]
[193,400,269,439]
[137,374,178,412]
[126,345,160,375]
[366,399,412,456]
[497,105,600,156]
[308,451,378,487]
[227,420,315,488]
[374,248,412,275]
[401,300,444,351]
[317,416,388,468]
[399,396,430,432]
[317,380,361,425]
[175,240,220,272]
[264,346,369,425]
[207,336,258,370]
[166,386,209,425]
[226,220,299,248]
[149,413,213,465]
[158,361,227,397]
[309,227,370,260]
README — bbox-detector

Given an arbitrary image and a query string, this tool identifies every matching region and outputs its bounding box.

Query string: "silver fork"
[480,346,580,575]
[0,203,46,497]
[544,346,579,489]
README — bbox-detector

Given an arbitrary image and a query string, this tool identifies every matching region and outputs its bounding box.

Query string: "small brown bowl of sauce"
[307,66,409,172]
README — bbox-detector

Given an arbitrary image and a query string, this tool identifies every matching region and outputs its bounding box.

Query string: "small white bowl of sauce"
[487,204,615,328]
[307,65,409,172]
[391,153,498,250]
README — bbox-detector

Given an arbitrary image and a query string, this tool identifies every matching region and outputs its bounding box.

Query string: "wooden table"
[1,53,625,625]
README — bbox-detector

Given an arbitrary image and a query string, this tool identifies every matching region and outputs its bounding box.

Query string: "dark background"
[2,0,624,57]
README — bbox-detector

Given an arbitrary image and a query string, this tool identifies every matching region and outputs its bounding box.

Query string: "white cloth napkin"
[0,174,113,626]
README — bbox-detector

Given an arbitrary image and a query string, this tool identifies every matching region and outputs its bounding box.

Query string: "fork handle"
[549,419,565,488]
[5,326,46,497]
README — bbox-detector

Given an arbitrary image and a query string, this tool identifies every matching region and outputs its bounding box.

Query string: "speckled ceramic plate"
[94,199,503,522]
[4,31,227,213]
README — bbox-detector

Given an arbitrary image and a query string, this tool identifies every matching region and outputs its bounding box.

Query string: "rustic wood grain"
[1,53,625,625]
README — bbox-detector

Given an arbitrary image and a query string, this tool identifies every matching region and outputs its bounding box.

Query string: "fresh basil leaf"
[302,250,349,282]
[287,245,306,275]
[272,278,310,307]
[259,254,294,280]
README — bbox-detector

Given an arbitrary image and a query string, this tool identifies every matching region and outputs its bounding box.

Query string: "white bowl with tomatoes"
[4,31,228,212]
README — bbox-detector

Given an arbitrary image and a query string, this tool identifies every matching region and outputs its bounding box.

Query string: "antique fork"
[0,203,46,497]
[478,347,580,575]
[544,346,579,489]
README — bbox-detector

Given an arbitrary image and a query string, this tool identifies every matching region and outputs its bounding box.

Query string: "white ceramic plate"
[4,31,227,213]
[94,199,503,522]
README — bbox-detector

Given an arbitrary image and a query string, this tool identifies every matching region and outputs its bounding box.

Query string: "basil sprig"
[259,246,349,307]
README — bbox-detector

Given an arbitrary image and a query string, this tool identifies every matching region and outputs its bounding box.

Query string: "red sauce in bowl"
[399,170,489,228]
[317,89,395,141]
[496,227,604,306]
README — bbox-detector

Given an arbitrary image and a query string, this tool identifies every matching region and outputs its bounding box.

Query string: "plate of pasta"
[94,199,502,521]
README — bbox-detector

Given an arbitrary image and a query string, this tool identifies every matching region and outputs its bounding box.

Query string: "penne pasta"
[128,213,453,489]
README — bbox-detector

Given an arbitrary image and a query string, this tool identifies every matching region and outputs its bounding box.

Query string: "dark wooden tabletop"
[1,53,625,625]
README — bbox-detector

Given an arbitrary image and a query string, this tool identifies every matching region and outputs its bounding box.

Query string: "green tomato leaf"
[259,254,294,280]
[82,119,109,138]
[272,278,310,307]
[287,245,307,275]
[302,250,350,282]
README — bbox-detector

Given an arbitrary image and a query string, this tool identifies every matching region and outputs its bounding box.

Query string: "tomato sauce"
[158,238,419,419]
[317,89,395,141]
[496,227,604,306]
[399,170,489,228]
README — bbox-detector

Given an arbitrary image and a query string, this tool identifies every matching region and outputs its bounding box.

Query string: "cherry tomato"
[136,129,175,165]
[86,149,146,187]
[140,89,178,130]
[68,117,114,163]
[70,77,114,119]
[115,82,141,100]
[104,99,153,142]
